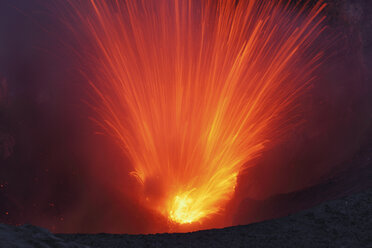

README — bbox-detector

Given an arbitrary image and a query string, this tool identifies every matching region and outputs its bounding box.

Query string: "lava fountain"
[65,0,328,226]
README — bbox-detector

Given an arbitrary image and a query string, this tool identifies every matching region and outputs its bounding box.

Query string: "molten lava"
[66,0,327,225]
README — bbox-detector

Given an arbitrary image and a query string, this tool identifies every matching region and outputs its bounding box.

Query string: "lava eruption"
[64,0,329,227]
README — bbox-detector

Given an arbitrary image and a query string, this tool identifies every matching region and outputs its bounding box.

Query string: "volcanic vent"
[64,0,330,229]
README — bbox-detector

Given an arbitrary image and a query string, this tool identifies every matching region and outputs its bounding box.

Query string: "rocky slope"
[0,224,88,248]
[1,187,371,248]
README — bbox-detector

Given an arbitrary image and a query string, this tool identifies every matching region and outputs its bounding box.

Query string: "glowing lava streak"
[66,0,327,224]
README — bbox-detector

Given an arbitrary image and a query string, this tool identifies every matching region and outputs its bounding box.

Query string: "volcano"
[63,0,331,229]
[0,0,370,235]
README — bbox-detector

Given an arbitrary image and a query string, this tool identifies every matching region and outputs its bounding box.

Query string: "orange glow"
[67,0,327,225]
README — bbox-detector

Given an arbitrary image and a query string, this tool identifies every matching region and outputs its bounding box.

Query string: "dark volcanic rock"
[0,224,89,248]
[2,189,372,247]
[53,188,369,248]
[234,143,372,226]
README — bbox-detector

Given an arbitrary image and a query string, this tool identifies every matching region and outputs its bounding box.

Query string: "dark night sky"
[0,0,371,234]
